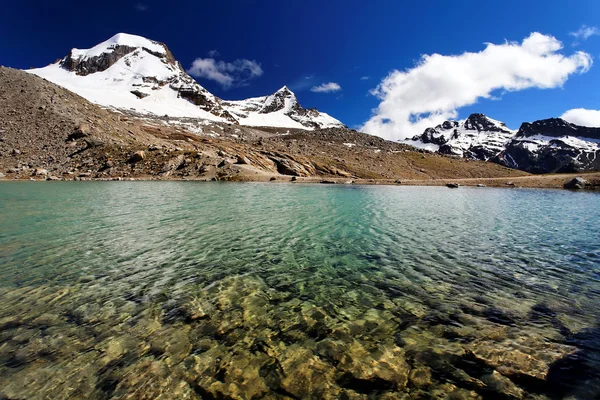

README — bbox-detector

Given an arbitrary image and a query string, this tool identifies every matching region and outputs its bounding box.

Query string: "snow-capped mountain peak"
[260,86,298,114]
[66,33,168,69]
[26,33,344,130]
[29,33,233,122]
[409,114,600,173]
[462,113,510,132]
[222,86,344,130]
[408,113,516,159]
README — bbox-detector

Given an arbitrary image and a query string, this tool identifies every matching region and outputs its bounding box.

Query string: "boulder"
[34,168,49,176]
[128,151,145,163]
[564,177,588,190]
[236,155,250,164]
[160,155,185,175]
[68,124,90,140]
[446,183,460,188]
[0,172,5,179]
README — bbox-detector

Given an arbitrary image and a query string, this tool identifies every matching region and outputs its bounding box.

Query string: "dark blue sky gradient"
[1,0,599,129]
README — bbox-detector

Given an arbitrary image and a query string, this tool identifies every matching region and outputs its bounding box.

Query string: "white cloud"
[570,25,600,41]
[187,58,263,89]
[207,50,220,58]
[311,82,342,93]
[361,32,593,140]
[561,108,600,127]
[360,76,370,80]
[134,3,147,11]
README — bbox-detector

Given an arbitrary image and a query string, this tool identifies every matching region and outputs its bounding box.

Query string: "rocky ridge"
[494,118,600,173]
[410,114,600,174]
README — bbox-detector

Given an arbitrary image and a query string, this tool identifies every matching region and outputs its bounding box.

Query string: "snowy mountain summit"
[409,113,516,159]
[222,86,342,129]
[495,118,600,173]
[28,33,344,130]
[410,114,600,173]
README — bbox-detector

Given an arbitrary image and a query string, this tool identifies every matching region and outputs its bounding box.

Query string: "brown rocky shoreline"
[2,172,600,191]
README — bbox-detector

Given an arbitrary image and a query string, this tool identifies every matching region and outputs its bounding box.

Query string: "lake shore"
[2,171,600,190]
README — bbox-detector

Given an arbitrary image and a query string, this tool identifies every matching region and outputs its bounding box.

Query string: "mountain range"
[28,33,343,130]
[6,32,600,178]
[409,114,600,173]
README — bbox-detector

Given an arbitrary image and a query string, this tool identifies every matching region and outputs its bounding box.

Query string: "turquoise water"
[0,182,599,399]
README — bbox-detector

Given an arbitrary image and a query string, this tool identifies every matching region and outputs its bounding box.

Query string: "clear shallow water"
[0,182,599,399]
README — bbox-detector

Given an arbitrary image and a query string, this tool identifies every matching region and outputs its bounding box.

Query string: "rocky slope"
[410,114,600,174]
[27,33,343,130]
[1,67,527,183]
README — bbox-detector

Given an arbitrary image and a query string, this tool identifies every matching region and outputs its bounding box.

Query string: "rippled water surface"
[1,182,600,399]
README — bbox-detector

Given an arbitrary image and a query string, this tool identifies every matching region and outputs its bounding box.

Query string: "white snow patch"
[29,60,226,121]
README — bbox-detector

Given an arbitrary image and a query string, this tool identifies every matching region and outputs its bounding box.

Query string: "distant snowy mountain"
[495,118,600,173]
[408,113,516,160]
[222,86,342,129]
[27,33,344,130]
[409,114,600,173]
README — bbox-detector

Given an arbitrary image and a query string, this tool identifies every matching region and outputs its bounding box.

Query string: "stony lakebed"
[0,182,599,399]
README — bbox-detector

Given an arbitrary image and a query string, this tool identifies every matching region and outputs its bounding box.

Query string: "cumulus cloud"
[187,58,263,89]
[311,82,342,93]
[561,108,600,127]
[570,25,600,41]
[361,32,593,141]
[207,50,220,58]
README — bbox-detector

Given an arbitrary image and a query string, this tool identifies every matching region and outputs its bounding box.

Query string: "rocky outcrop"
[60,45,138,76]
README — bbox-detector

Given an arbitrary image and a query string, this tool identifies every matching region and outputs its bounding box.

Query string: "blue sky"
[1,0,600,139]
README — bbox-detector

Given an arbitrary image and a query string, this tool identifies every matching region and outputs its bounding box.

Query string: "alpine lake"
[1,182,599,399]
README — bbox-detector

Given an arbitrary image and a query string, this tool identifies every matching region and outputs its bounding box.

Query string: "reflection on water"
[1,182,599,399]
